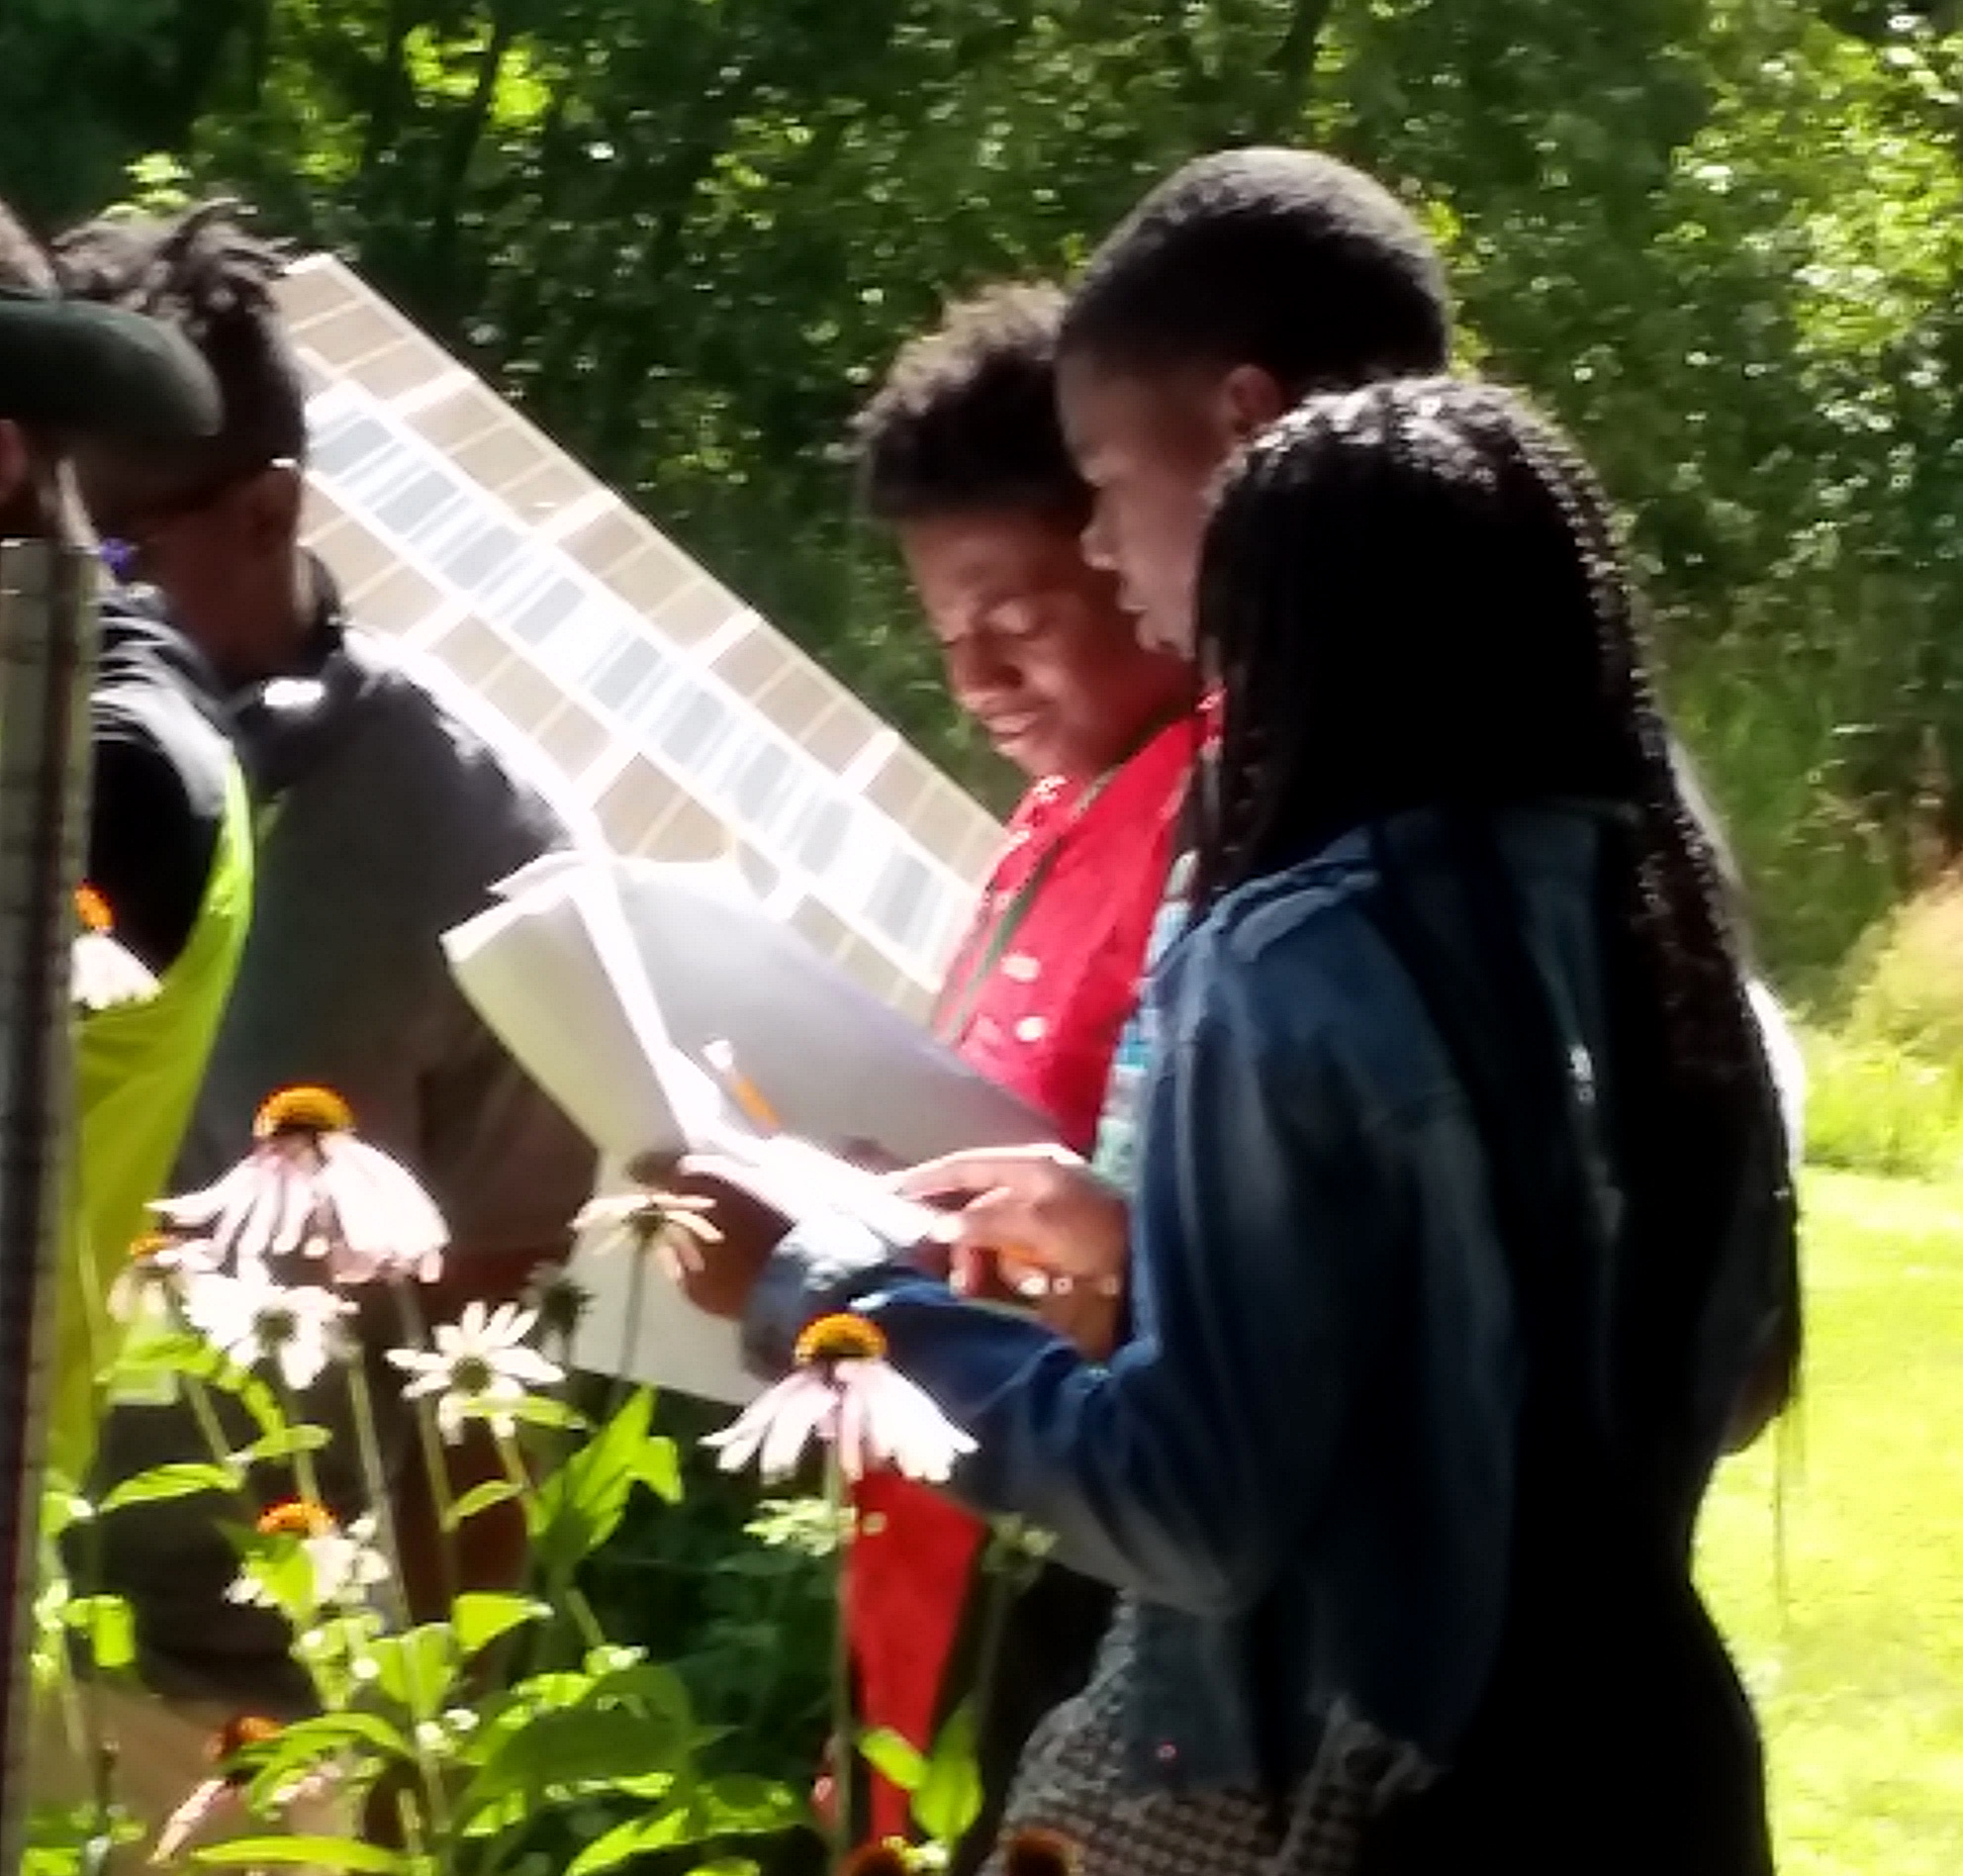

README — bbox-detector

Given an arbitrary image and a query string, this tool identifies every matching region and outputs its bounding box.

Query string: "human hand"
[896,1144,1128,1303]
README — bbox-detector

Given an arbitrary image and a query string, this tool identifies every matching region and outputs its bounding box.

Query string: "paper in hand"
[441,852,1057,1397]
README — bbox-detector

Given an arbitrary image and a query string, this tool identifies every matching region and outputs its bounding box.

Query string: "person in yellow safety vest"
[0,198,248,1483]
[59,605,254,1480]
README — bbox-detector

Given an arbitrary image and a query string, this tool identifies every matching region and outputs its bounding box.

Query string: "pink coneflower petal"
[855,1362,975,1484]
[703,1321,976,1488]
[152,1778,237,1861]
[834,1378,870,1483]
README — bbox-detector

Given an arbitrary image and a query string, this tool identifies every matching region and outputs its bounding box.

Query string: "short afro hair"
[853,283,1088,526]
[54,198,307,486]
[1061,147,1451,398]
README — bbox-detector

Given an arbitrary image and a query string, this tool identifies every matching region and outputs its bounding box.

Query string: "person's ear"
[242,459,305,551]
[1215,365,1292,447]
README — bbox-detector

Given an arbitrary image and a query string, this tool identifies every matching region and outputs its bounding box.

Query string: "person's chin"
[1136,611,1194,660]
[984,719,1053,776]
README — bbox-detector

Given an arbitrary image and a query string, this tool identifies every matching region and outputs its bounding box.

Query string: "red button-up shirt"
[847,714,1193,1840]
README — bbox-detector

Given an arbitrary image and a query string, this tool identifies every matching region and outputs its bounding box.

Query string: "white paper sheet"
[442,854,1057,1400]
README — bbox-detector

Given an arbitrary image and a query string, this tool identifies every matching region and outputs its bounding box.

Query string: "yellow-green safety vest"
[48,755,254,1482]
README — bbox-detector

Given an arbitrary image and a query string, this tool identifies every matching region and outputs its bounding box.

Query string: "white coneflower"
[704,1313,976,1485]
[72,884,158,1013]
[180,1269,351,1392]
[231,1502,389,1613]
[154,1084,449,1285]
[108,1230,220,1325]
[386,1299,565,1444]
[574,1187,723,1273]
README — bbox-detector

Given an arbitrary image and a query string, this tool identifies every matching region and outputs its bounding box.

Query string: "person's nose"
[946,629,1019,707]
[1079,504,1120,576]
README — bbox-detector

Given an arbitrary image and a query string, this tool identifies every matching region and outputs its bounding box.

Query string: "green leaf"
[485,1394,588,1434]
[98,1462,238,1514]
[565,1808,690,1876]
[858,1727,928,1793]
[454,1592,547,1657]
[231,1536,314,1623]
[533,1389,658,1570]
[236,1426,333,1464]
[190,1838,407,1870]
[463,1702,691,1808]
[696,1775,801,1835]
[913,1701,982,1845]
[39,1482,92,1542]
[237,1714,412,1815]
[368,1625,458,1723]
[443,1480,521,1530]
[635,1435,683,1504]
[63,1596,135,1671]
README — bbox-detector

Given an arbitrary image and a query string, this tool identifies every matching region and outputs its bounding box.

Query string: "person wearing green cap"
[0,199,273,1858]
[0,198,247,1473]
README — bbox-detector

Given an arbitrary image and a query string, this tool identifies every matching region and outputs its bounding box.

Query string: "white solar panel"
[283,257,1003,1012]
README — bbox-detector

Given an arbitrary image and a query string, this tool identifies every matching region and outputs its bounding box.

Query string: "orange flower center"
[74,884,113,934]
[253,1084,354,1140]
[211,1714,282,1762]
[127,1230,179,1264]
[793,1312,888,1366]
[256,1499,335,1539]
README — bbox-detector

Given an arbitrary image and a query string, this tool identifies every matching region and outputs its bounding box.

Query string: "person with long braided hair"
[709,376,1796,1873]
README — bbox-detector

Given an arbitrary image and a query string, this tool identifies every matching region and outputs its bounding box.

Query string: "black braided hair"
[53,198,306,488]
[853,282,1089,525]
[1192,375,1799,1438]
[1060,148,1452,397]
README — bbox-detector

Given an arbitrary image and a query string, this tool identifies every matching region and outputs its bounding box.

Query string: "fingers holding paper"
[899,1145,1129,1294]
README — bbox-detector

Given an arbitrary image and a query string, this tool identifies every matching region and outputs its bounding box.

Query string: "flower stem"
[275,1379,326,1509]
[608,1242,650,1426]
[343,1358,413,1631]
[347,1360,450,1839]
[390,1282,460,1609]
[186,1376,258,1526]
[825,1448,855,1867]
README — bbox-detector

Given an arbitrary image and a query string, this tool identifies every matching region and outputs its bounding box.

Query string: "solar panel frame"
[282,256,999,1004]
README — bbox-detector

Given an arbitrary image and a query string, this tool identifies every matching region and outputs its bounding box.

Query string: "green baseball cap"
[0,286,220,442]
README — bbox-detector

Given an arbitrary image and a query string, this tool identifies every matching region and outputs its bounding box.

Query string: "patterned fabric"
[941,717,1192,1148]
[1087,849,1192,1188]
[850,717,1193,1844]
[983,1605,1433,1876]
[1088,690,1217,1186]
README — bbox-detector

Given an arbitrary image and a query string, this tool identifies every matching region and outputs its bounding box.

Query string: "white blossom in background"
[108,1231,220,1325]
[704,1313,976,1485]
[71,884,158,1013]
[388,1299,565,1443]
[231,1504,389,1613]
[154,1084,449,1285]
[181,1268,351,1392]
[574,1187,722,1276]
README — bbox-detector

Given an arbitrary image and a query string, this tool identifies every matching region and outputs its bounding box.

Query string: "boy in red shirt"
[845,283,1193,1864]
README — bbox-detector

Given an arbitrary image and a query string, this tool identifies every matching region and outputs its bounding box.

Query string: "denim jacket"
[745,805,1789,1795]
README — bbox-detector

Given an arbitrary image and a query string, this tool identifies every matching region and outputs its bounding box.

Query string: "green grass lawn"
[1698,1171,1963,1873]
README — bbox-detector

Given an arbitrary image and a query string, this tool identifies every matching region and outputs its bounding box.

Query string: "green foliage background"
[9,0,1963,976]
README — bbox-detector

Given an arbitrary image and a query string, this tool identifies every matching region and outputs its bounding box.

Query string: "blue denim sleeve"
[744,940,1401,1618]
